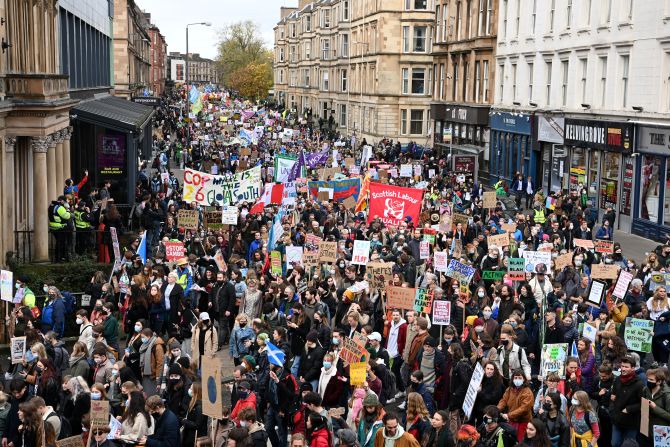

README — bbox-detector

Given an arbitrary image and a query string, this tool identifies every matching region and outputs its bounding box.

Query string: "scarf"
[139,336,157,377]
[69,354,85,368]
[317,363,338,397]
[620,372,635,384]
[420,349,436,387]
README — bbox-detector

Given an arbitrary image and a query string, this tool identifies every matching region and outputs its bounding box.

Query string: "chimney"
[280,7,297,20]
[298,0,312,9]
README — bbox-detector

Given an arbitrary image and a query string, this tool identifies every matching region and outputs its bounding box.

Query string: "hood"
[248,421,264,434]
[383,425,405,441]
[391,318,406,328]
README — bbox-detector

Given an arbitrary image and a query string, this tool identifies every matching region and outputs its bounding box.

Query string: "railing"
[13,230,33,264]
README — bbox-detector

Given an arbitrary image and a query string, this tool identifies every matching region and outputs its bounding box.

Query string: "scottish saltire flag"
[266,341,286,367]
[239,129,254,145]
[189,85,199,103]
[137,231,147,263]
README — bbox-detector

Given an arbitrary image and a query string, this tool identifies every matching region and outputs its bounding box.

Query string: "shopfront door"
[618,155,634,232]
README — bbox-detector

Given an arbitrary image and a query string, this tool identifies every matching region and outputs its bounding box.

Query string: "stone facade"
[148,25,168,95]
[113,0,151,98]
[273,0,435,144]
[167,52,218,85]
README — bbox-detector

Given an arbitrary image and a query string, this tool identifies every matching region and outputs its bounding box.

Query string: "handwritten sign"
[414,288,434,314]
[483,191,497,208]
[653,425,670,446]
[352,240,371,266]
[540,343,568,379]
[0,270,12,302]
[303,251,320,270]
[204,211,224,230]
[164,242,185,261]
[319,241,338,263]
[270,251,282,276]
[110,227,120,261]
[554,253,573,271]
[574,239,595,249]
[522,251,552,273]
[178,209,199,230]
[439,203,452,232]
[613,270,634,300]
[500,223,517,233]
[366,262,394,290]
[487,232,509,248]
[285,246,304,269]
[350,362,367,386]
[221,206,239,225]
[434,251,450,272]
[482,270,506,280]
[624,318,654,353]
[340,337,368,365]
[90,400,110,429]
[590,263,619,280]
[594,239,614,254]
[462,363,484,419]
[419,241,430,260]
[56,436,85,447]
[387,286,416,310]
[445,259,476,284]
[452,213,469,227]
[582,323,597,343]
[432,300,451,325]
[587,280,606,307]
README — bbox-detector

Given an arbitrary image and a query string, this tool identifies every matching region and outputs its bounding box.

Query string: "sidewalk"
[614,231,660,265]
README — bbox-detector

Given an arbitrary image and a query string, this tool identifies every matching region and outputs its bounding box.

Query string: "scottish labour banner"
[367,182,423,227]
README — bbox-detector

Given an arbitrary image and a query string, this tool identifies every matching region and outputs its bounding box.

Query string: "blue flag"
[266,341,286,367]
[189,85,200,103]
[137,231,148,263]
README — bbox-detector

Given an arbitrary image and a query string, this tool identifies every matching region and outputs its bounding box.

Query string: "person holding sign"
[646,286,670,365]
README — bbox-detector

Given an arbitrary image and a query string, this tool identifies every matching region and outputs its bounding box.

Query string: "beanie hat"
[362,394,380,407]
[243,355,257,369]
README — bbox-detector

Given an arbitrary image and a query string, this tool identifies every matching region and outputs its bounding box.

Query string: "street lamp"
[185,21,211,167]
[350,41,368,139]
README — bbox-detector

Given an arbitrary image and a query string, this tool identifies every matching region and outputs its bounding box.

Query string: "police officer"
[48,195,73,262]
[73,201,94,255]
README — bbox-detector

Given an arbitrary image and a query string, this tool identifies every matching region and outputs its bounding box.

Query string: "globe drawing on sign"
[384,198,405,220]
[207,375,217,403]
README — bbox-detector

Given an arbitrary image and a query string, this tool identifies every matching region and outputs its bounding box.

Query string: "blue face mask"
[25,351,35,362]
[125,398,130,407]
[141,337,149,344]
[91,392,102,401]
[332,337,339,346]
[323,361,332,369]
[134,325,142,333]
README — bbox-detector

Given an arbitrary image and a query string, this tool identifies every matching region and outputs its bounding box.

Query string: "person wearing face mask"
[139,395,180,447]
[124,319,148,380]
[100,302,119,353]
[609,356,644,447]
[165,364,191,420]
[533,374,567,416]
[497,369,533,442]
[640,368,670,446]
[495,329,531,384]
[230,313,254,367]
[231,380,257,425]
[120,391,152,443]
[569,391,600,447]
[91,345,114,385]
[191,312,218,370]
[75,310,95,354]
[40,286,66,338]
[538,392,569,447]
[299,331,326,393]
[138,328,165,397]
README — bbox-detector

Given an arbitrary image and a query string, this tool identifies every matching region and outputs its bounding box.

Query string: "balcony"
[5,74,69,101]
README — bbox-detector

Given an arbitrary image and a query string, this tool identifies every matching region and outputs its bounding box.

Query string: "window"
[443,6,449,40]
[456,1,462,39]
[501,0,507,38]
[410,110,424,135]
[406,0,428,10]
[340,104,347,127]
[401,109,408,135]
[321,39,330,60]
[528,62,534,101]
[566,0,572,28]
[602,0,612,24]
[515,0,520,37]
[341,34,349,57]
[427,68,433,95]
[279,69,284,84]
[322,70,329,91]
[342,1,349,20]
[511,63,517,101]
[306,15,311,31]
[402,26,410,53]
[475,61,481,102]
[498,63,504,101]
[580,58,588,103]
[486,0,493,35]
[583,0,592,26]
[478,0,485,36]
[303,68,310,87]
[620,54,630,107]
[641,155,661,221]
[280,27,285,39]
[483,60,489,101]
[412,68,426,94]
[320,9,331,28]
[341,69,347,92]
[402,68,409,94]
[433,63,438,98]
[290,45,296,62]
[439,63,445,99]
[279,48,285,62]
[531,0,537,34]
[546,61,552,104]
[621,0,633,21]
[463,62,469,100]
[291,24,296,38]
[453,62,459,99]
[599,56,608,107]
[414,26,427,52]
[561,60,569,106]
[549,0,555,32]
[305,42,311,60]
[436,5,442,42]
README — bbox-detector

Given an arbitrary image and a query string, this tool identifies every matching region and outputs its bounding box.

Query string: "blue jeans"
[290,355,301,377]
[612,425,638,447]
[265,406,287,447]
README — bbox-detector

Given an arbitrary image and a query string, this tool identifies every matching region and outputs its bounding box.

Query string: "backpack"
[61,292,76,314]
[52,344,70,375]
[47,411,72,440]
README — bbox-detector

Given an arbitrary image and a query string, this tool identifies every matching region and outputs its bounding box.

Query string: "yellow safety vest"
[534,209,546,224]
[74,210,91,229]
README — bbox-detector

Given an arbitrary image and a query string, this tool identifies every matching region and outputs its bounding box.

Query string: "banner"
[432,300,451,325]
[368,182,424,227]
[540,343,569,379]
[462,363,484,419]
[183,166,262,206]
[624,317,653,353]
[308,178,361,202]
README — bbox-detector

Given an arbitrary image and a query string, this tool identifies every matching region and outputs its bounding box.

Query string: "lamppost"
[351,41,368,140]
[185,21,211,167]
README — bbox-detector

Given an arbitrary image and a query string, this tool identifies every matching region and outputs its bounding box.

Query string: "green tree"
[216,20,273,95]
[227,61,273,101]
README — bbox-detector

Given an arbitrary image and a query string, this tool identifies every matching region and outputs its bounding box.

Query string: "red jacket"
[310,428,332,447]
[230,393,257,422]
[384,321,408,357]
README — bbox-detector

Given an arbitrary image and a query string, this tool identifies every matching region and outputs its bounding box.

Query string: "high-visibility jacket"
[22,287,35,308]
[48,203,71,230]
[534,208,546,224]
[74,210,92,229]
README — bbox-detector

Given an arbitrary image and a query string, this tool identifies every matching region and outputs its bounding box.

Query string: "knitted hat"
[424,336,438,348]
[168,364,182,376]
[362,394,380,407]
[465,315,478,327]
[243,355,257,369]
[169,340,181,350]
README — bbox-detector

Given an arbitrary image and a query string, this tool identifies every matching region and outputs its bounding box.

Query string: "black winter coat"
[609,375,644,429]
[299,346,326,382]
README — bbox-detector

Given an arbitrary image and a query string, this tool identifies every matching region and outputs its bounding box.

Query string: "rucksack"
[47,411,72,440]
[52,345,70,375]
[61,292,76,314]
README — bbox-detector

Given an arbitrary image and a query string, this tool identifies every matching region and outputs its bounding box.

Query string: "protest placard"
[414,288,434,314]
[90,400,110,428]
[221,206,239,225]
[641,398,650,437]
[366,262,394,289]
[482,270,506,280]
[342,196,357,210]
[400,164,413,177]
[500,223,517,233]
[204,211,224,230]
[540,343,569,379]
[553,253,574,271]
[594,239,614,254]
[462,363,484,419]
[110,227,120,260]
[587,280,606,307]
[340,337,368,364]
[305,234,323,251]
[650,272,670,292]
[439,204,453,232]
[452,239,463,259]
[574,239,595,249]
[0,270,12,302]
[164,242,185,261]
[285,246,304,269]
[352,331,368,350]
[432,300,451,325]
[452,213,469,227]
[56,436,85,447]
[10,336,25,365]
[178,209,199,230]
[270,251,282,276]
[625,317,654,352]
[352,240,371,265]
[522,251,552,273]
[419,241,430,260]
[582,323,597,343]
[445,259,476,284]
[487,232,509,248]
[613,270,635,300]
[201,355,222,418]
[319,241,338,263]
[434,252,450,272]
[590,263,619,280]
[653,426,670,446]
[350,362,367,386]
[303,251,320,270]
[387,286,416,310]
[483,191,497,208]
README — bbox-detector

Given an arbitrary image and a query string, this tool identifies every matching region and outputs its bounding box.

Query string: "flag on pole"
[288,150,306,181]
[266,341,286,367]
[267,208,285,252]
[137,231,148,263]
[250,183,285,214]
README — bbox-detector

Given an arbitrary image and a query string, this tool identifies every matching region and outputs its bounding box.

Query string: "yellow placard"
[350,362,367,386]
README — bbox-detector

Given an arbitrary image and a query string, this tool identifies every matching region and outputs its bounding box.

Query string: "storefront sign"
[564,119,633,152]
[490,112,532,135]
[638,126,670,155]
[453,155,476,173]
[537,116,565,144]
[131,96,161,107]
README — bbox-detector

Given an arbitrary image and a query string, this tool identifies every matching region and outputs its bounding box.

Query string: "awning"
[73,95,155,134]
[435,142,483,155]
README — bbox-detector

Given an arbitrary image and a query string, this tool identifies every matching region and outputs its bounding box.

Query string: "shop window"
[665,161,670,224]
[569,148,586,191]
[600,152,620,210]
[641,155,662,221]
[588,151,600,200]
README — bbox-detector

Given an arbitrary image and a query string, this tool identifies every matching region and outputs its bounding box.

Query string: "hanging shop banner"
[367,182,424,227]
[183,166,261,206]
[307,178,361,202]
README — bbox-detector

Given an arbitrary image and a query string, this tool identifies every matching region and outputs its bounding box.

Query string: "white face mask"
[76,318,83,325]
[478,291,485,298]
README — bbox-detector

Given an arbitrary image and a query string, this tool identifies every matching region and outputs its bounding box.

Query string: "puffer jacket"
[497,385,534,423]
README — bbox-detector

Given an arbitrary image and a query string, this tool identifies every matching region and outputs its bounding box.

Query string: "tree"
[227,61,273,101]
[216,21,272,92]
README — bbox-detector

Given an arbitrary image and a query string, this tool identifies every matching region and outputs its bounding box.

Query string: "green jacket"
[645,383,670,435]
[103,315,119,345]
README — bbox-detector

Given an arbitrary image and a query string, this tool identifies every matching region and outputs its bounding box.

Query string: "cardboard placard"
[414,288,434,314]
[342,195,357,210]
[317,190,330,202]
[303,250,320,269]
[305,234,323,251]
[386,286,416,310]
[590,263,619,280]
[164,242,185,261]
[201,355,222,418]
[340,337,368,365]
[574,238,595,249]
[319,241,338,263]
[56,436,85,447]
[90,400,110,429]
[366,262,394,290]
[204,211,224,230]
[553,253,574,271]
[641,398,650,437]
[452,213,470,227]
[500,223,517,233]
[594,239,614,254]
[487,232,509,248]
[350,362,367,386]
[482,191,497,208]
[178,209,200,230]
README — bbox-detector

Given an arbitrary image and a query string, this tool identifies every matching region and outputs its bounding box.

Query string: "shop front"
[534,114,566,194]
[563,118,634,232]
[632,125,670,240]
[431,103,490,182]
[489,111,536,186]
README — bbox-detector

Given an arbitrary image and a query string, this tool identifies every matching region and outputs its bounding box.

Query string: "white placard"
[582,323,597,343]
[400,164,413,177]
[434,251,449,272]
[285,246,304,270]
[221,206,239,225]
[352,240,371,266]
[462,363,484,419]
